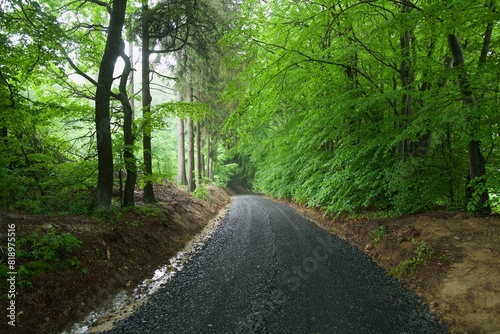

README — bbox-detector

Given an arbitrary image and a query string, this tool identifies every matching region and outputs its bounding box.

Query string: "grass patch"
[390,239,435,277]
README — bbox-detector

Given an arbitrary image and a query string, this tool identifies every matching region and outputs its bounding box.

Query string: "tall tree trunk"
[177,117,187,185]
[448,33,490,213]
[94,0,127,211]
[398,6,413,158]
[185,77,196,193]
[118,42,137,207]
[141,0,156,203]
[187,117,195,192]
[196,120,202,187]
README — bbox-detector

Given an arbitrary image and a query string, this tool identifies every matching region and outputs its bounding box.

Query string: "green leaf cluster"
[154,101,211,121]
[18,228,82,264]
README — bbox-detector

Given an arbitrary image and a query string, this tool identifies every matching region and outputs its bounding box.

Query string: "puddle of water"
[63,207,228,334]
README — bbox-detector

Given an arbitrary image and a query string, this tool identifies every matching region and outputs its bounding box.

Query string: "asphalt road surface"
[105,195,448,334]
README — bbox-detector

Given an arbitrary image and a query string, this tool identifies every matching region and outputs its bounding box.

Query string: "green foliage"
[391,239,435,277]
[221,0,500,215]
[370,226,387,246]
[214,162,239,188]
[127,205,164,217]
[18,228,82,264]
[193,183,210,201]
[17,266,34,289]
[466,176,490,213]
[7,228,85,289]
[0,155,96,214]
[439,254,449,263]
[154,101,211,122]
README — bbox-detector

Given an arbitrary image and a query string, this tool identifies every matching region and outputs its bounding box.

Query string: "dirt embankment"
[287,202,500,334]
[0,183,230,334]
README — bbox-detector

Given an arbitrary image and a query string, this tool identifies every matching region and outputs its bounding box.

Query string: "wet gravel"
[104,195,448,334]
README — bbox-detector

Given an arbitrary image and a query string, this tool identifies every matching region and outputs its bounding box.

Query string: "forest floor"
[0,183,230,334]
[285,201,500,334]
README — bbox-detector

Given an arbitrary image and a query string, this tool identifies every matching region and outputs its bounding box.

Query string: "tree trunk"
[187,117,195,192]
[206,130,211,180]
[196,121,203,187]
[177,117,187,185]
[448,33,490,213]
[141,0,156,203]
[94,0,127,211]
[399,14,413,158]
[118,42,137,207]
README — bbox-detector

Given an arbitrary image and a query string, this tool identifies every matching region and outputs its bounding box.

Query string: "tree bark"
[177,117,187,185]
[448,33,490,213]
[187,117,195,192]
[118,42,137,207]
[94,0,127,211]
[196,120,203,187]
[141,0,156,203]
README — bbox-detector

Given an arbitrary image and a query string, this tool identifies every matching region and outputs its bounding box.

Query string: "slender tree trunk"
[118,42,137,207]
[448,33,490,213]
[196,121,202,187]
[177,117,187,185]
[141,0,156,203]
[185,76,196,193]
[399,14,413,158]
[201,130,205,179]
[128,43,135,112]
[209,140,216,181]
[206,130,211,180]
[187,117,195,192]
[94,0,127,211]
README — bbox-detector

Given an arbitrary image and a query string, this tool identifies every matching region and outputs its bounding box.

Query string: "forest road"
[105,195,448,334]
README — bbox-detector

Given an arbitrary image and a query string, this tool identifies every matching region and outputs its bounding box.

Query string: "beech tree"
[93,0,128,210]
[223,0,500,214]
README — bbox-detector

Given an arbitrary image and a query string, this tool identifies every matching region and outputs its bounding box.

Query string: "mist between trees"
[1,0,499,215]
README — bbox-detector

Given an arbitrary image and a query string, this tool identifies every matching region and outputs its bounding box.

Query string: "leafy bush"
[18,228,82,263]
[0,228,85,291]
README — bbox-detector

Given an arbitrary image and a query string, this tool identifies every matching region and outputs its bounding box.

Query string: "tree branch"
[66,56,98,86]
[151,69,179,81]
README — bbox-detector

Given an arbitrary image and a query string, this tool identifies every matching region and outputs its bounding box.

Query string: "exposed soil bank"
[0,183,230,334]
[284,201,500,334]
